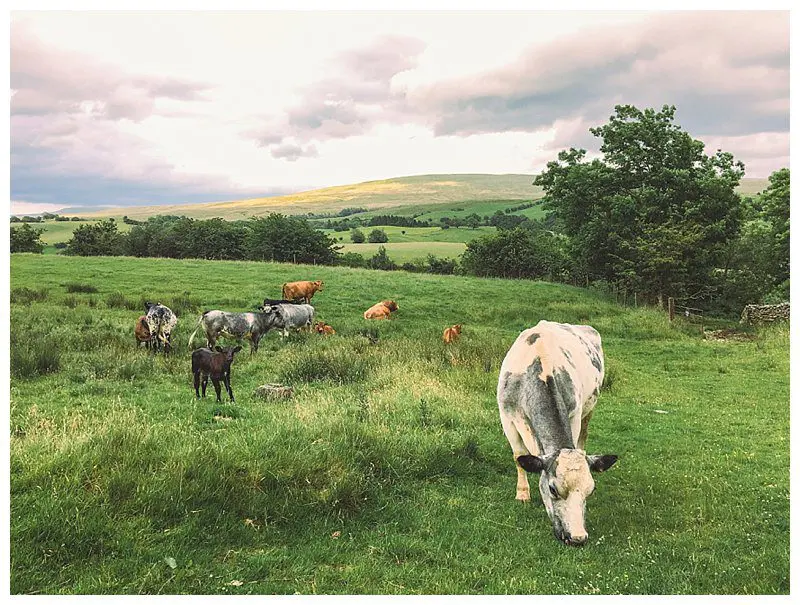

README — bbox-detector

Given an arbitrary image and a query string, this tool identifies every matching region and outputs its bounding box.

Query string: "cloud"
[246,34,426,157]
[11,23,211,121]
[409,12,788,147]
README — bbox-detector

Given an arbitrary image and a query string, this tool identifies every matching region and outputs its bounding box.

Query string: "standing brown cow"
[443,324,462,343]
[134,315,152,348]
[282,280,324,304]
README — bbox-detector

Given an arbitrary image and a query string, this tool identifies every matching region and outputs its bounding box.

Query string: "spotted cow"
[497,320,618,546]
[144,302,177,352]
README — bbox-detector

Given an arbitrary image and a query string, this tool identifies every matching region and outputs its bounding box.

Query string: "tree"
[535,104,744,303]
[760,168,789,287]
[465,213,482,229]
[461,224,569,280]
[10,223,45,253]
[350,228,366,243]
[64,219,124,256]
[368,246,396,270]
[368,228,388,243]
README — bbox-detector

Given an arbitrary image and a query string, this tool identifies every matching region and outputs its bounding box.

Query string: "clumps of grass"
[602,361,619,392]
[279,348,374,384]
[358,327,380,344]
[10,287,48,305]
[105,291,140,310]
[64,283,98,294]
[11,339,61,378]
[166,291,202,317]
[64,295,79,309]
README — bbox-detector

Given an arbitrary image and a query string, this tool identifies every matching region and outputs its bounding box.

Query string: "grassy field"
[9,254,789,595]
[316,199,548,224]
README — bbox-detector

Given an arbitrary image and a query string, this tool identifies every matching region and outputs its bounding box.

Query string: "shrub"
[65,283,99,294]
[10,287,48,304]
[350,228,366,243]
[105,292,139,310]
[11,339,61,378]
[279,348,373,384]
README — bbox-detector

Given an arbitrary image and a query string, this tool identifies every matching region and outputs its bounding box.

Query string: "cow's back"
[498,321,604,421]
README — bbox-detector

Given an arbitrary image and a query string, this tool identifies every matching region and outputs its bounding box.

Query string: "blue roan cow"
[497,320,618,546]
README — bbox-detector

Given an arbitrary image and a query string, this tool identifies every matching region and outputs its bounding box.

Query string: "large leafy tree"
[10,223,45,253]
[535,105,744,302]
[64,219,124,256]
[760,168,789,288]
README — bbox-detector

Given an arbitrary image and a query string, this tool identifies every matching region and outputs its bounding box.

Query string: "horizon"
[11,10,789,214]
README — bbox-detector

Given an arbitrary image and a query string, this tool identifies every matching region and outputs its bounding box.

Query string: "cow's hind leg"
[201,374,208,398]
[193,370,201,399]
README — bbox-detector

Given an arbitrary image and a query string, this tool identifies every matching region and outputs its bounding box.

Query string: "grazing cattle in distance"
[192,345,242,402]
[282,280,324,304]
[315,321,336,335]
[134,315,152,348]
[258,303,316,337]
[189,309,280,353]
[145,302,177,352]
[497,320,618,546]
[443,324,462,344]
[364,300,398,320]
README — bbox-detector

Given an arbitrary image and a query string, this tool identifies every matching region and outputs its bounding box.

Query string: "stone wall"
[740,303,790,325]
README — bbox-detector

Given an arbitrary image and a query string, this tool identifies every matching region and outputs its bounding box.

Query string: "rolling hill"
[67,173,770,221]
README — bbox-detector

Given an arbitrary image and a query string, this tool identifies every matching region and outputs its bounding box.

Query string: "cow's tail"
[188,313,206,349]
[281,283,288,299]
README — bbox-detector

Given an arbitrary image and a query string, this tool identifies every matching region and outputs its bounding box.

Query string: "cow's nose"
[565,534,588,546]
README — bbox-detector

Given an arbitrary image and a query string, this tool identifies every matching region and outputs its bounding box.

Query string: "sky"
[9,9,790,214]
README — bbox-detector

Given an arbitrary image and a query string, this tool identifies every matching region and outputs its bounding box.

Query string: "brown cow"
[282,280,324,304]
[314,321,336,335]
[364,300,399,320]
[443,324,462,344]
[134,315,152,348]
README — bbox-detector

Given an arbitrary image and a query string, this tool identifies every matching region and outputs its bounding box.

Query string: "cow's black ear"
[517,455,546,473]
[214,346,223,352]
[233,346,242,353]
[587,454,618,473]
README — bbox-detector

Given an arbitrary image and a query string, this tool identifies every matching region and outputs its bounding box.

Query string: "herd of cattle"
[131,279,616,546]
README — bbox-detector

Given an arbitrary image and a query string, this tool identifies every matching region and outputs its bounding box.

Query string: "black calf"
[191,345,242,402]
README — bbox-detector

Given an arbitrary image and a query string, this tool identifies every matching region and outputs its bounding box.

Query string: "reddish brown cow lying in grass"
[364,300,398,320]
[191,345,242,402]
[314,321,336,335]
[443,324,462,343]
[135,315,151,348]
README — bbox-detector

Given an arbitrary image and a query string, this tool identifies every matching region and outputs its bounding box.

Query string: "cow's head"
[453,324,462,334]
[518,448,617,546]
[144,301,156,312]
[314,280,324,292]
[214,345,242,363]
[383,300,398,312]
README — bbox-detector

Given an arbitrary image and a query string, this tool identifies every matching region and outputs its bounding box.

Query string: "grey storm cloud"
[248,34,426,154]
[411,11,788,144]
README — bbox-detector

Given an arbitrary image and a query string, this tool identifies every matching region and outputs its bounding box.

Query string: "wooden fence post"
[668,297,675,322]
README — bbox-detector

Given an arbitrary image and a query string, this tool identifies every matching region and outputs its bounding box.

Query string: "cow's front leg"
[515,458,531,502]
[578,409,594,450]
[201,375,208,398]
[193,371,202,399]
[225,374,235,402]
[211,377,222,402]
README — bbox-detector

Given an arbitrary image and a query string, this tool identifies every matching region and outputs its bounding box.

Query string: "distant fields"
[73,174,546,220]
[9,254,789,594]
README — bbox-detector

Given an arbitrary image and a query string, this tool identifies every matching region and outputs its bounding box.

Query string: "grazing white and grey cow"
[144,302,177,352]
[189,309,280,354]
[258,303,315,337]
[497,320,618,546]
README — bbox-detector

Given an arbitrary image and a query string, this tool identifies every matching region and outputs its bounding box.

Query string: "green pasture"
[336,242,468,262]
[9,254,789,594]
